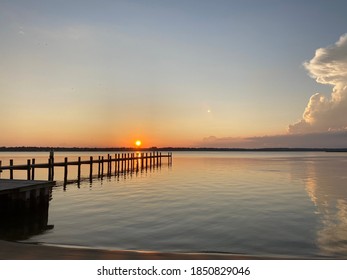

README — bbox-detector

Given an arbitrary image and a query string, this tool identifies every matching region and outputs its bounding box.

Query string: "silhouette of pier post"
[63,157,68,184]
[26,159,31,180]
[48,149,54,181]
[77,157,81,182]
[89,156,93,181]
[31,158,35,180]
[10,160,13,179]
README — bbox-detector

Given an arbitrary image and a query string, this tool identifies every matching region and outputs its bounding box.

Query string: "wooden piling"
[123,153,126,172]
[119,153,122,173]
[31,159,35,180]
[64,157,68,183]
[119,154,121,173]
[132,153,134,171]
[116,154,120,174]
[98,156,101,177]
[125,153,127,172]
[110,154,113,175]
[109,154,112,175]
[89,156,93,181]
[114,154,118,176]
[51,153,55,180]
[130,153,133,171]
[101,156,104,177]
[109,154,111,175]
[48,158,51,181]
[10,159,13,179]
[107,154,110,175]
[136,154,139,172]
[27,159,31,180]
[133,153,135,172]
[123,154,126,172]
[77,157,81,182]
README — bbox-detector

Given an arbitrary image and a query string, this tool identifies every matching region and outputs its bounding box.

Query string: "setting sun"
[135,140,142,147]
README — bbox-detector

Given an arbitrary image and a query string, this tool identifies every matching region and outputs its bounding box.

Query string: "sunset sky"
[1,0,347,148]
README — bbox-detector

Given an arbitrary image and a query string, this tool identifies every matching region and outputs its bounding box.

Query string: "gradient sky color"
[1,0,347,148]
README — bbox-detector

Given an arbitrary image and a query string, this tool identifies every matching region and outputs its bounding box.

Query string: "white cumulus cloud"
[289,33,347,133]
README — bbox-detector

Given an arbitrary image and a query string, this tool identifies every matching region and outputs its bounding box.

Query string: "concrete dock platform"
[0,179,55,194]
[0,179,54,217]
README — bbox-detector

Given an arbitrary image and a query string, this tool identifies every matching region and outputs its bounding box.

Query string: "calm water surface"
[1,151,347,258]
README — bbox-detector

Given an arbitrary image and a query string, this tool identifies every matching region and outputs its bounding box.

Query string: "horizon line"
[1,146,347,152]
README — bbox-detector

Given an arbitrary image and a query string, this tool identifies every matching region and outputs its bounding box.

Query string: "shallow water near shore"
[1,151,347,258]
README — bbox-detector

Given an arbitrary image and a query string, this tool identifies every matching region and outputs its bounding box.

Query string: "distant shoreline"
[1,146,347,152]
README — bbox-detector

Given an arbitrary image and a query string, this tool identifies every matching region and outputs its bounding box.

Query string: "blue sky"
[1,0,347,147]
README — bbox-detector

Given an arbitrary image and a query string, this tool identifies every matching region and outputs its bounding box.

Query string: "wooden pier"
[0,179,54,214]
[0,179,54,240]
[0,152,172,231]
[0,152,172,240]
[0,152,173,184]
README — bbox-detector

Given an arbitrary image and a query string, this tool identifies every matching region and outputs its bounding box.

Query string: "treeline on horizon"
[1,146,347,152]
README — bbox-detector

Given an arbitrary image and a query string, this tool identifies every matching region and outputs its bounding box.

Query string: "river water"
[1,151,346,258]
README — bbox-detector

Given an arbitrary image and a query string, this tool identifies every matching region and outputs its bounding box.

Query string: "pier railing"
[0,152,173,183]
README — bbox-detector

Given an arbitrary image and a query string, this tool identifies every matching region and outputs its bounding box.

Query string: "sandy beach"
[0,240,271,260]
